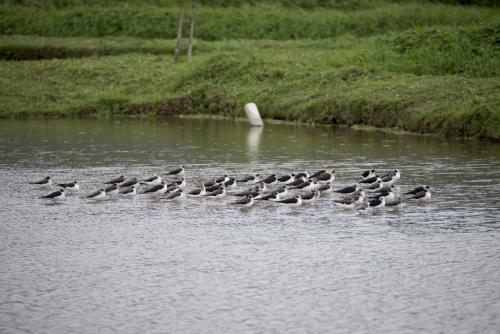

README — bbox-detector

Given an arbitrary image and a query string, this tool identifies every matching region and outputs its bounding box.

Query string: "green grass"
[371,24,500,77]
[3,0,498,9]
[1,31,499,140]
[0,0,498,140]
[0,35,175,60]
[1,2,498,40]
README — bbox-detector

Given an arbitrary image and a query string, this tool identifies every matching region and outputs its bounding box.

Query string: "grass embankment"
[0,1,499,140]
[1,23,499,140]
[1,2,497,40]
[0,35,175,60]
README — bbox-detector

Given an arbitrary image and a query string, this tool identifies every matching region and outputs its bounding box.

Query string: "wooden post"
[187,5,196,61]
[173,11,185,63]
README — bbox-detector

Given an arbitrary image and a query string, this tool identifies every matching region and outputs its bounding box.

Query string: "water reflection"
[246,126,263,156]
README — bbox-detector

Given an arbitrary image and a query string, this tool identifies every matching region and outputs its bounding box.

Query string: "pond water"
[1,118,500,334]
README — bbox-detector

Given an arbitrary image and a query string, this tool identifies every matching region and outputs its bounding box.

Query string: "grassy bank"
[4,0,499,9]
[1,2,498,40]
[0,1,498,140]
[0,35,175,60]
[1,27,499,140]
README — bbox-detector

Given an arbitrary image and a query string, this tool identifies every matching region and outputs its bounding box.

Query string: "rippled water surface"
[1,118,500,334]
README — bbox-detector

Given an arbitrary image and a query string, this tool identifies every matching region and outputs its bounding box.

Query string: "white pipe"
[244,102,264,127]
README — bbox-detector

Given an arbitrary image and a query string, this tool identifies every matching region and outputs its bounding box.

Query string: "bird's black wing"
[278,197,297,204]
[310,170,326,178]
[188,188,201,195]
[167,167,182,175]
[86,190,102,198]
[143,184,163,193]
[120,187,134,194]
[335,186,355,194]
[42,190,61,198]
[410,191,426,199]
[369,198,382,206]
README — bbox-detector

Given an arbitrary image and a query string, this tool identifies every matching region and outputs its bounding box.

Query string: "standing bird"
[293,180,316,192]
[237,174,260,183]
[29,176,52,187]
[255,191,280,202]
[359,176,380,187]
[275,187,288,198]
[234,186,258,197]
[168,178,186,189]
[262,174,277,185]
[361,169,376,180]
[368,196,386,210]
[294,172,310,179]
[104,183,119,196]
[381,173,397,187]
[58,180,79,193]
[105,175,125,185]
[333,197,356,209]
[287,177,306,188]
[309,169,326,179]
[187,184,206,197]
[140,175,162,186]
[165,184,180,193]
[407,189,431,202]
[371,183,395,194]
[205,182,223,193]
[120,177,138,188]
[119,185,137,196]
[232,195,254,208]
[251,186,264,198]
[365,180,383,192]
[316,182,333,193]
[392,169,401,182]
[370,189,395,203]
[404,185,430,195]
[141,182,167,194]
[203,179,217,188]
[301,191,319,205]
[334,185,360,196]
[315,170,335,183]
[164,189,185,200]
[86,188,106,199]
[165,166,185,177]
[385,197,403,208]
[344,189,365,202]
[381,169,401,181]
[215,175,229,184]
[277,195,303,207]
[277,173,295,184]
[224,177,237,189]
[40,188,65,200]
[205,186,226,198]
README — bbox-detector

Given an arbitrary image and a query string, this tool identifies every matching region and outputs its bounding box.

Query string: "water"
[1,118,500,334]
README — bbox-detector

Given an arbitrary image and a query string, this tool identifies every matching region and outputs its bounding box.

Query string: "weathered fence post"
[173,10,185,63]
[187,5,196,61]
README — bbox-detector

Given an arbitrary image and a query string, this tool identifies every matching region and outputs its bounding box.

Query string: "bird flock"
[31,166,431,212]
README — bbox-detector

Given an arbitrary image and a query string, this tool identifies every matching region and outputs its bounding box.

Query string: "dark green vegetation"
[0,0,499,140]
[1,2,498,40]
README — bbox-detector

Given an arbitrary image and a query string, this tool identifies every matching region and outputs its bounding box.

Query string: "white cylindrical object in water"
[244,103,264,127]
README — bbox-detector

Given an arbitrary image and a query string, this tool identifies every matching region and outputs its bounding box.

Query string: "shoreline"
[1,106,494,143]
[1,5,498,143]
